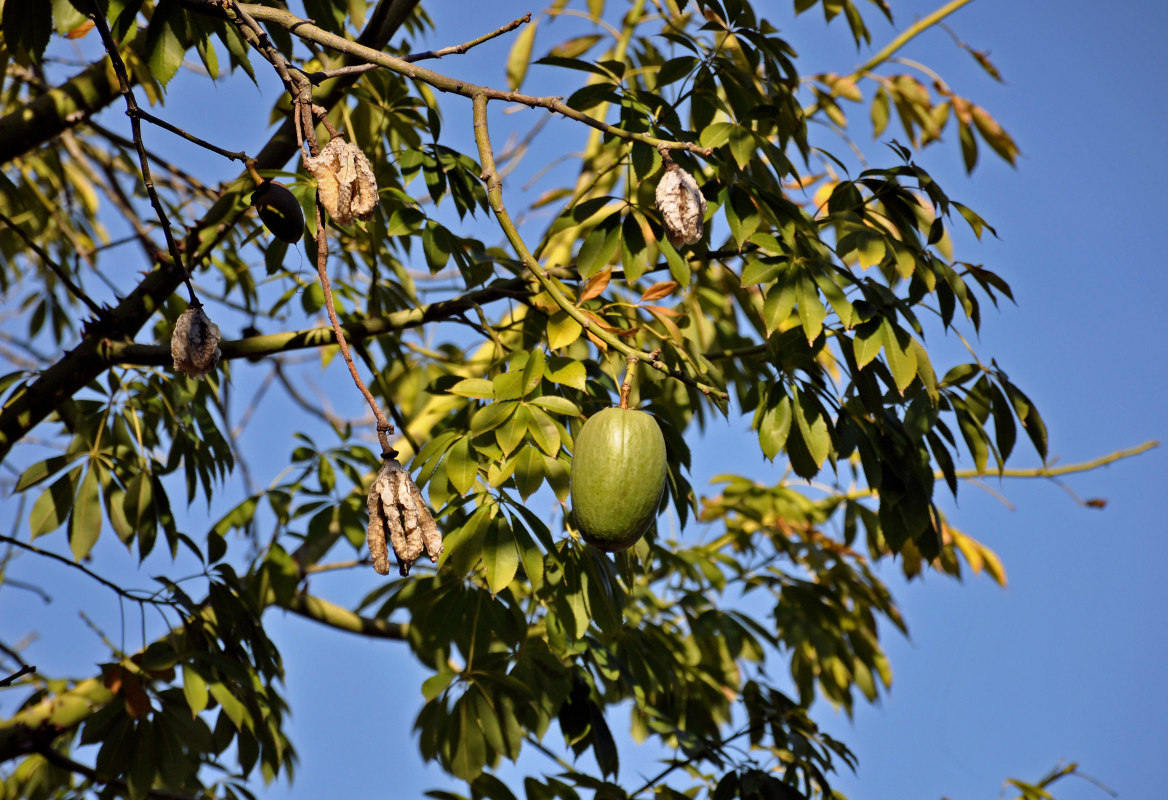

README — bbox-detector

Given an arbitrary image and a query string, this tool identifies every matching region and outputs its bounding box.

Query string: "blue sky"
[3,2,1167,799]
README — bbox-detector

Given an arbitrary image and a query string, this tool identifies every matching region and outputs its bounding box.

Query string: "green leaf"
[725,185,760,247]
[546,359,587,391]
[527,406,562,456]
[989,382,1017,466]
[796,271,826,343]
[512,446,545,500]
[183,667,209,715]
[577,213,622,279]
[423,222,452,272]
[144,2,188,88]
[471,401,518,435]
[449,697,487,780]
[483,519,520,594]
[729,125,756,169]
[530,395,581,417]
[758,393,792,461]
[871,85,891,137]
[852,319,882,369]
[1002,379,1048,459]
[495,406,529,456]
[521,348,546,396]
[30,469,79,539]
[421,670,457,702]
[620,211,650,282]
[208,682,249,731]
[16,451,85,492]
[740,257,785,287]
[762,274,796,335]
[547,311,583,350]
[2,0,51,66]
[492,370,527,401]
[68,467,102,561]
[699,121,736,150]
[123,472,155,531]
[446,437,479,495]
[447,378,495,399]
[792,387,831,469]
[506,18,538,91]
[880,318,918,394]
[659,237,691,287]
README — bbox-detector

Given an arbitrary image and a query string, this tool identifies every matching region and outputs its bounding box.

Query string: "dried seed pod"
[251,180,304,243]
[304,137,378,225]
[170,305,221,378]
[654,156,706,247]
[366,458,443,576]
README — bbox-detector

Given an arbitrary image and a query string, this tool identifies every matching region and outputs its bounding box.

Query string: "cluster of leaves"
[0,1,1068,800]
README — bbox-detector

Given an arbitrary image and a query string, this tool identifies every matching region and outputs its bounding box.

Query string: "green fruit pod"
[252,180,304,243]
[569,406,667,552]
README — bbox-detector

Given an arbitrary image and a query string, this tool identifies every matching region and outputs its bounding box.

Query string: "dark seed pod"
[252,180,304,243]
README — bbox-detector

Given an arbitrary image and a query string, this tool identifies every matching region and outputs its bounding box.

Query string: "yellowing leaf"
[506,20,538,91]
[547,311,583,350]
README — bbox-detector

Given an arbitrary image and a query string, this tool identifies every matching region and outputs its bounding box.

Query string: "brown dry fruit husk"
[304,137,378,225]
[170,305,221,378]
[654,156,706,247]
[366,458,442,576]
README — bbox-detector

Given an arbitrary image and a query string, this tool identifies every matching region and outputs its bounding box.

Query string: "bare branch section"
[87,0,199,306]
[99,280,531,366]
[296,12,534,83]
[222,2,712,158]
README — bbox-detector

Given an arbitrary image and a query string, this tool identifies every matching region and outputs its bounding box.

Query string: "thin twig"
[87,1,199,306]
[312,203,396,456]
[293,13,533,83]
[0,211,104,317]
[215,2,713,159]
[0,664,36,687]
[97,279,533,365]
[133,105,255,165]
[408,13,532,61]
[0,535,178,608]
[845,440,1159,502]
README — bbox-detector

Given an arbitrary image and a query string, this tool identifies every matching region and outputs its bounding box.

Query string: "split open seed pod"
[170,305,221,378]
[304,137,379,225]
[655,158,706,247]
[366,458,443,576]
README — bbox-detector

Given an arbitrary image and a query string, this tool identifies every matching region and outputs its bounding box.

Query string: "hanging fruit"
[170,304,221,378]
[304,136,379,225]
[569,406,667,552]
[251,180,305,243]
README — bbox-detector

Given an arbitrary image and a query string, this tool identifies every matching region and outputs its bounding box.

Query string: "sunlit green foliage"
[0,1,1081,799]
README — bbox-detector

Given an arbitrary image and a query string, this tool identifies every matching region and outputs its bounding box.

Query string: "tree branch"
[215,2,713,158]
[471,92,728,401]
[0,665,35,688]
[0,54,130,165]
[0,211,105,317]
[88,0,199,306]
[281,593,407,640]
[96,279,532,366]
[0,4,410,462]
[0,535,178,608]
